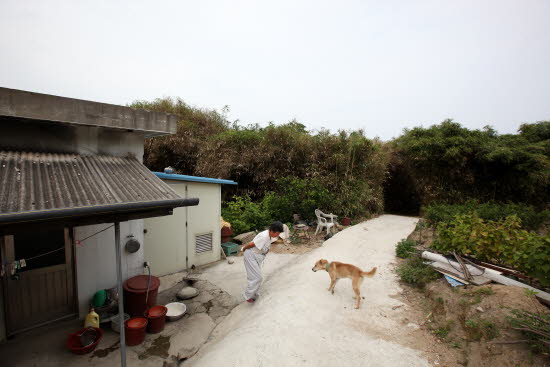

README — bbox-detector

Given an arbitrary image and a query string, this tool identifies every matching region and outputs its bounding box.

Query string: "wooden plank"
[430,261,493,285]
[435,269,471,285]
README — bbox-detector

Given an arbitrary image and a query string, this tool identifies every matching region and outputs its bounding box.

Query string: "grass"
[433,320,455,340]
[464,318,499,341]
[460,287,495,305]
[396,255,440,288]
[395,238,417,259]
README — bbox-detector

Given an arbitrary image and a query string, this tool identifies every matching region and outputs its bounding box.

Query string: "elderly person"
[241,221,284,303]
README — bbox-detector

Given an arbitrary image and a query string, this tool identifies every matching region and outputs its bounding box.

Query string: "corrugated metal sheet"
[0,151,182,216]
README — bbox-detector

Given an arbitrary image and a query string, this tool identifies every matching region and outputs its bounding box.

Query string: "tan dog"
[312,259,377,309]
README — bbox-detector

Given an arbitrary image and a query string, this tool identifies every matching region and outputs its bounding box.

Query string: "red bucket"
[125,317,148,346]
[145,305,167,334]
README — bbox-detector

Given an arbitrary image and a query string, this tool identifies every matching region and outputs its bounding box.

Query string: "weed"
[473,287,495,296]
[433,320,455,340]
[464,318,499,341]
[508,309,550,354]
[449,341,461,349]
[396,256,440,288]
[396,239,417,259]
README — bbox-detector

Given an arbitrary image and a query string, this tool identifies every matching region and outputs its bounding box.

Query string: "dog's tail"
[361,267,377,278]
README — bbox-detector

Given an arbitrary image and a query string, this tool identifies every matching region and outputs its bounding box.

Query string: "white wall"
[187,182,222,268]
[74,220,145,317]
[144,181,222,276]
[144,182,187,276]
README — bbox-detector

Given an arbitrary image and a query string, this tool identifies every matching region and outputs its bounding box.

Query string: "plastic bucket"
[125,317,148,346]
[111,313,130,333]
[144,305,167,334]
[123,275,160,317]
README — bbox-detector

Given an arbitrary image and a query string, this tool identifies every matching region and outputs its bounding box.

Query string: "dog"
[312,259,377,309]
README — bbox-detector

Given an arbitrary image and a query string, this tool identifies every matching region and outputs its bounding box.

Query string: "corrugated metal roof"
[153,172,238,185]
[0,151,184,219]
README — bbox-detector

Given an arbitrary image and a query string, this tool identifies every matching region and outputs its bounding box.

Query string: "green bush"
[424,201,550,231]
[392,120,550,207]
[221,195,272,234]
[433,214,550,285]
[266,177,334,222]
[396,239,417,259]
[396,256,440,288]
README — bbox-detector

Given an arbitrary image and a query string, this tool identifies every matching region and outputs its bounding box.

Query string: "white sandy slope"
[188,215,428,367]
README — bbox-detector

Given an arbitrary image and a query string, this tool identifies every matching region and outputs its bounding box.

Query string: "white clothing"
[243,249,265,300]
[243,230,276,300]
[251,230,276,253]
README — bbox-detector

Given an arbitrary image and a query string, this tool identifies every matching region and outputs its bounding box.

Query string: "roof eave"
[0,198,199,227]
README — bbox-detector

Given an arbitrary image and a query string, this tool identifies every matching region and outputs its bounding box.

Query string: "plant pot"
[341,217,351,226]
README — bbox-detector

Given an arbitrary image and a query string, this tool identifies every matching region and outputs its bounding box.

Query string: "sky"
[1,0,549,141]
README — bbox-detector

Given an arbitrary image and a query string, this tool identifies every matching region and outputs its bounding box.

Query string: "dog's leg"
[328,274,337,294]
[352,278,361,309]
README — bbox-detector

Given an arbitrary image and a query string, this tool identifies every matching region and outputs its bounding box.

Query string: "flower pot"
[341,217,351,226]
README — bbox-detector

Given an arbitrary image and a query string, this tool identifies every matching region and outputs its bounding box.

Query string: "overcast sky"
[1,1,549,140]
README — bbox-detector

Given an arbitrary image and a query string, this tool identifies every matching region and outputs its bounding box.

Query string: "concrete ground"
[0,215,429,367]
[0,250,297,367]
[186,215,430,367]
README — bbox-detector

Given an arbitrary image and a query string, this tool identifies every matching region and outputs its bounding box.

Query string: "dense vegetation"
[387,120,550,210]
[424,201,550,231]
[433,214,550,285]
[132,98,388,228]
[132,98,549,237]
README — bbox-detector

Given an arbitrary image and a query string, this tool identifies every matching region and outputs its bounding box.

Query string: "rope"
[24,246,64,261]
[14,224,115,264]
[77,225,114,244]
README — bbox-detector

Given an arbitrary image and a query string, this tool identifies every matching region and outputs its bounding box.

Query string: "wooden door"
[1,228,76,335]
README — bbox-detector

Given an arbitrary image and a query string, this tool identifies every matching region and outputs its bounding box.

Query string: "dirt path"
[187,215,432,367]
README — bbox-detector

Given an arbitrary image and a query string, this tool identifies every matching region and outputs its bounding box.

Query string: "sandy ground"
[187,215,431,367]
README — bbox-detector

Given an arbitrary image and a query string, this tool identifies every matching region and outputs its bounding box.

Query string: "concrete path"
[188,215,429,367]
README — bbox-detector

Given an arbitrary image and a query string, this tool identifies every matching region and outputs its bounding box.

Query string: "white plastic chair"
[314,209,338,235]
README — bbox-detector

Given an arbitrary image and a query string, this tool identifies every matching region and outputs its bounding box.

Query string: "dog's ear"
[321,259,327,265]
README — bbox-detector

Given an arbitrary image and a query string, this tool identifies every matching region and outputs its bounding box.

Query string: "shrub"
[266,177,334,222]
[433,214,550,285]
[221,195,272,234]
[508,309,550,354]
[396,256,440,288]
[424,201,550,231]
[395,239,417,259]
[391,120,550,207]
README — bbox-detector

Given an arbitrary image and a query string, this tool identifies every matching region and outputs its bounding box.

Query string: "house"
[144,171,237,275]
[0,87,197,345]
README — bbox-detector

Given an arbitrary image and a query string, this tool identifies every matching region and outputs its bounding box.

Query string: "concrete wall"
[187,182,222,268]
[74,220,145,317]
[144,181,221,276]
[144,182,187,276]
[0,118,145,159]
[0,87,177,136]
